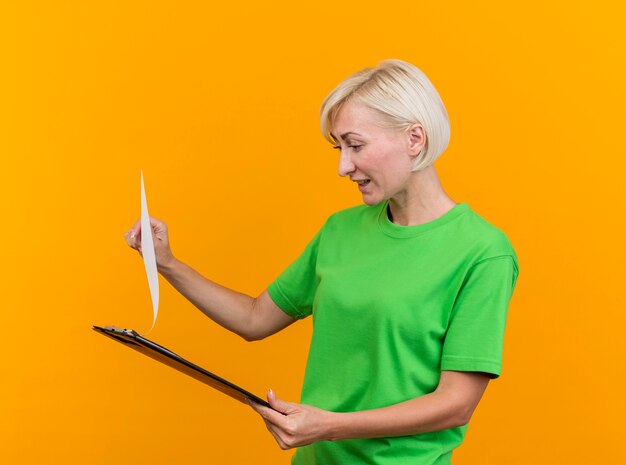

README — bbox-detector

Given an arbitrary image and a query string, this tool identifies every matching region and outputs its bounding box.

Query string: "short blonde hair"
[320,59,450,171]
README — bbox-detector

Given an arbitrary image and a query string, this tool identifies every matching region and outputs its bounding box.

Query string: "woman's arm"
[125,216,295,341]
[249,370,490,450]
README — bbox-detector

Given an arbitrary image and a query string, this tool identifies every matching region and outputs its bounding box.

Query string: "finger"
[247,398,274,420]
[249,397,287,425]
[267,390,296,415]
[248,398,275,419]
[125,230,140,249]
[125,220,142,249]
[148,215,164,229]
[262,419,290,450]
[130,219,141,238]
[248,400,290,448]
[247,398,262,413]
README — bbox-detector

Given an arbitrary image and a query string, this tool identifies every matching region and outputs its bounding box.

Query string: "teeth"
[357,180,369,186]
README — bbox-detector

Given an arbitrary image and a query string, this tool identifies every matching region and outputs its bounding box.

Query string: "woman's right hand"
[124,216,296,341]
[124,216,176,271]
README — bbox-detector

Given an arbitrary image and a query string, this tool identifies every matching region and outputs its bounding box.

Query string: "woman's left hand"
[248,390,335,449]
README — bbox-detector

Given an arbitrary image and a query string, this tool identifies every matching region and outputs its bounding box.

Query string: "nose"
[338,150,356,177]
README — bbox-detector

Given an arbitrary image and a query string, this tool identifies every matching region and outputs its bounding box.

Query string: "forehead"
[331,101,386,139]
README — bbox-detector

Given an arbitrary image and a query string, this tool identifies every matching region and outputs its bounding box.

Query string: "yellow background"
[1,1,624,463]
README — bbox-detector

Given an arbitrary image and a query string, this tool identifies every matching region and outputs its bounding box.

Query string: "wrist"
[324,411,347,442]
[157,254,178,276]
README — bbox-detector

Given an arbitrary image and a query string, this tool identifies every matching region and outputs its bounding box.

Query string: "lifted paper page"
[140,170,159,334]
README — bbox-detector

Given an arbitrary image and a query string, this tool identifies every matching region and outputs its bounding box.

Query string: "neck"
[387,166,456,226]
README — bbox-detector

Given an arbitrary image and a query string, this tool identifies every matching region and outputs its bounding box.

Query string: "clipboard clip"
[103,326,139,337]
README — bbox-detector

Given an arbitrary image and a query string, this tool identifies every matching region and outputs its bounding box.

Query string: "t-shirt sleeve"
[441,255,519,378]
[267,228,323,320]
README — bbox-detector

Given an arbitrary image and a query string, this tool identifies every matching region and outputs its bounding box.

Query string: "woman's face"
[331,101,424,206]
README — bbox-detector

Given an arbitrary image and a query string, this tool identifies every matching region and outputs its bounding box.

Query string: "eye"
[332,144,363,152]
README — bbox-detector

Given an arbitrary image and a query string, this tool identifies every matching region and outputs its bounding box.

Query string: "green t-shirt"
[267,201,519,465]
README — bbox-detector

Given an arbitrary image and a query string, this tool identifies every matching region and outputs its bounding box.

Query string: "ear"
[406,123,426,157]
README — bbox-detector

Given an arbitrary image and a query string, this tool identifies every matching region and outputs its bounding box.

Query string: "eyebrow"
[329,131,362,142]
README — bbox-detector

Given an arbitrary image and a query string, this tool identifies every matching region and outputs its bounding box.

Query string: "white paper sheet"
[140,170,159,334]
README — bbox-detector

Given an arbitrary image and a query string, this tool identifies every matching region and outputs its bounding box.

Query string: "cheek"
[362,143,410,181]
[385,152,414,180]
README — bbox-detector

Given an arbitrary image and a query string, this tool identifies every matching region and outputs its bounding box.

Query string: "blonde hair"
[320,59,450,171]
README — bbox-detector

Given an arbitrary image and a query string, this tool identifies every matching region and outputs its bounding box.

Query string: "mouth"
[353,179,371,187]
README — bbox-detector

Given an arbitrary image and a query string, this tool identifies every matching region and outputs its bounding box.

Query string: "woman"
[126,59,519,465]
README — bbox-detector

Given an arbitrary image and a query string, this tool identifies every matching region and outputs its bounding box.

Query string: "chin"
[361,193,384,206]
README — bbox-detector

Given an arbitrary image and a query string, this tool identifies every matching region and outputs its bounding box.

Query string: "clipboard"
[93,325,274,410]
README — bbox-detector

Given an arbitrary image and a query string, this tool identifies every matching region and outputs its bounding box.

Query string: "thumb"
[130,219,141,238]
[267,389,293,415]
